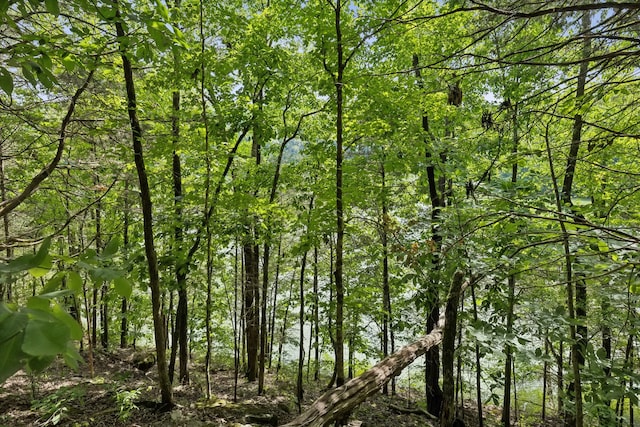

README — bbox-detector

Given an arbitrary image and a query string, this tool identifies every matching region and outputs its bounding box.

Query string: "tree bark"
[333,0,346,388]
[441,271,465,427]
[561,12,591,427]
[413,53,444,416]
[113,0,172,404]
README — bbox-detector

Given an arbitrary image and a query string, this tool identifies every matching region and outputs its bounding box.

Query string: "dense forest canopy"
[1,0,639,426]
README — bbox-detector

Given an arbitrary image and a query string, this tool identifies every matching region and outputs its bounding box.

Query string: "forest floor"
[0,348,561,426]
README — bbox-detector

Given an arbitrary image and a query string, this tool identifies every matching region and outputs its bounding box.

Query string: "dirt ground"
[0,349,560,426]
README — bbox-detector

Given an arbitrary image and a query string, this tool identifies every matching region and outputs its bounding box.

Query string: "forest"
[0,0,639,426]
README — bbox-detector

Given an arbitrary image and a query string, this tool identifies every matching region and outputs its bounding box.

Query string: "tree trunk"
[244,242,260,381]
[0,143,12,301]
[313,245,320,381]
[297,247,309,412]
[381,159,392,395]
[471,282,484,427]
[333,0,346,389]
[120,180,130,348]
[440,271,465,427]
[268,239,282,370]
[560,12,591,427]
[413,53,445,416]
[502,100,519,427]
[113,0,172,404]
[169,63,189,385]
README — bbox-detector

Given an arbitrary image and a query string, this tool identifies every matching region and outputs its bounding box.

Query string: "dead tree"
[283,273,470,427]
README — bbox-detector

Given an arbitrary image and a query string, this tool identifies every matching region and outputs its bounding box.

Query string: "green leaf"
[61,55,76,72]
[22,318,70,356]
[596,240,609,253]
[21,64,38,87]
[26,355,56,374]
[28,254,52,278]
[42,271,65,293]
[63,342,82,370]
[0,328,26,384]
[156,0,169,20]
[147,20,170,50]
[44,0,60,16]
[89,267,123,284]
[0,238,51,274]
[0,67,13,96]
[0,0,9,14]
[101,236,120,258]
[113,276,132,299]
[51,303,82,340]
[0,305,28,346]
[27,296,50,311]
[67,271,83,293]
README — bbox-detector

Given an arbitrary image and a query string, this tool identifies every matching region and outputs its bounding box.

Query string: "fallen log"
[282,272,471,427]
[282,319,444,427]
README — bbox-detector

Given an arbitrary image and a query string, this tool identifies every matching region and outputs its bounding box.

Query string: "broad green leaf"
[0,305,28,345]
[42,272,65,293]
[27,296,50,311]
[22,319,69,356]
[155,0,169,20]
[21,64,38,87]
[101,236,120,258]
[0,238,51,274]
[0,67,13,96]
[61,55,76,72]
[36,289,73,300]
[89,267,123,283]
[63,342,82,370]
[26,355,56,374]
[0,329,25,384]
[44,0,60,16]
[28,254,53,278]
[147,21,170,49]
[113,276,132,299]
[67,271,83,293]
[51,303,82,340]
[596,240,608,253]
[0,0,9,14]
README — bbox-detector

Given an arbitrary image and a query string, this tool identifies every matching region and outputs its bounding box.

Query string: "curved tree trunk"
[113,0,172,404]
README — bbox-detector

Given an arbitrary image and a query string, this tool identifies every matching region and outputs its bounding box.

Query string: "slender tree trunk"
[542,333,549,422]
[0,144,12,301]
[268,239,282,370]
[113,0,172,404]
[120,180,130,348]
[198,0,213,399]
[277,269,297,376]
[381,159,392,395]
[559,13,591,427]
[441,271,465,427]
[297,248,309,413]
[313,245,320,381]
[471,282,484,427]
[234,241,240,402]
[244,242,260,381]
[170,70,189,386]
[545,132,581,427]
[327,235,337,389]
[414,53,445,416]
[502,101,519,427]
[332,0,346,389]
